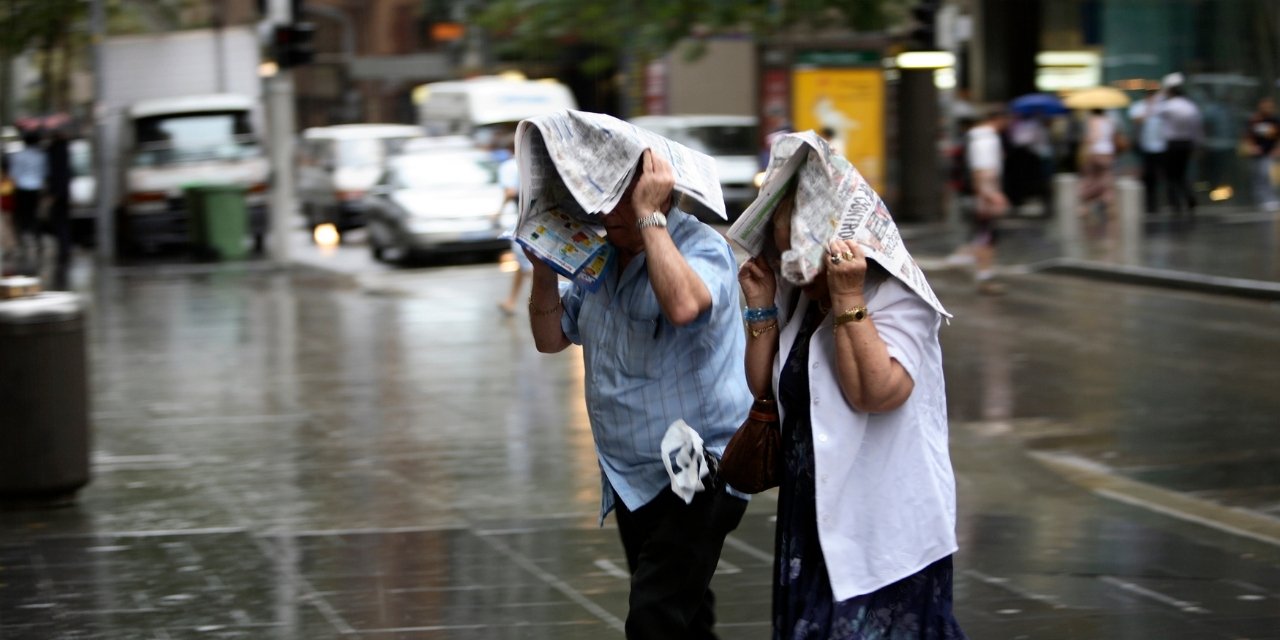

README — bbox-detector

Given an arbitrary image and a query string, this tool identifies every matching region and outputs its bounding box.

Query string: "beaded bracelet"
[743,306,778,323]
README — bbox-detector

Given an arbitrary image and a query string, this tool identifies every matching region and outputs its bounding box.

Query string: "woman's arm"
[739,256,779,398]
[825,239,915,413]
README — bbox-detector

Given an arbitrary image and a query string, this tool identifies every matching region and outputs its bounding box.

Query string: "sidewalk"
[904,207,1280,299]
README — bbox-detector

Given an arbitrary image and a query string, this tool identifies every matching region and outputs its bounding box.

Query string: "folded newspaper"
[513,110,727,290]
[726,131,951,318]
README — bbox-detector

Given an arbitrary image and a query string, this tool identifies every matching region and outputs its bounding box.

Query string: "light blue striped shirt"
[560,208,752,523]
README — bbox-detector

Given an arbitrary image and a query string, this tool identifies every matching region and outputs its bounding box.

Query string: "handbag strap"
[748,396,779,423]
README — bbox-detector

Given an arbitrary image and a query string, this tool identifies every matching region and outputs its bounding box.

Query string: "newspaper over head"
[726,131,951,319]
[513,110,727,291]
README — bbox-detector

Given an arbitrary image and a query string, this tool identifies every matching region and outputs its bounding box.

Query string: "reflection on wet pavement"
[1,261,1278,638]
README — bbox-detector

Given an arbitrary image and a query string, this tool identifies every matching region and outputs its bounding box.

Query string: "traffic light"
[909,0,941,50]
[273,22,316,68]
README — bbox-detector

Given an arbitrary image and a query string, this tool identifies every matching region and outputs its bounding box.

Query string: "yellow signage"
[791,68,885,193]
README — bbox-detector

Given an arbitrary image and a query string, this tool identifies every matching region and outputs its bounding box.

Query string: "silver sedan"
[364,150,509,263]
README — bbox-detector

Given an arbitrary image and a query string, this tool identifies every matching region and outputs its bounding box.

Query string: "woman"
[739,184,965,639]
[1079,108,1117,223]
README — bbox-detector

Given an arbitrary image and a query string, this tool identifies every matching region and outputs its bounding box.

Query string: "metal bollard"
[1117,177,1144,265]
[1054,173,1082,259]
[0,278,91,507]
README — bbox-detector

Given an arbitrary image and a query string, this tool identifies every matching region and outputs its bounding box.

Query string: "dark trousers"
[1164,141,1196,216]
[614,485,747,640]
[13,189,41,240]
[1139,151,1164,214]
[48,193,71,265]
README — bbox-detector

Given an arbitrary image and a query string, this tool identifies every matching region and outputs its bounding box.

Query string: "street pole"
[266,0,297,265]
[90,0,114,262]
[897,68,941,222]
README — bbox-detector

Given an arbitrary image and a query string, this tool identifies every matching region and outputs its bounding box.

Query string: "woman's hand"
[738,256,777,308]
[825,237,867,299]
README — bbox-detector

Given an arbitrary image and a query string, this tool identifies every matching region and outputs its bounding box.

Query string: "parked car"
[364,149,508,263]
[297,124,424,234]
[627,115,760,223]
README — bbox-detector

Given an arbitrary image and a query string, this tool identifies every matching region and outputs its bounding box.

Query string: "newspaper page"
[726,131,951,318]
[512,110,727,290]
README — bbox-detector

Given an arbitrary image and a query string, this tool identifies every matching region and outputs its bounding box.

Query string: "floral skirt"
[772,411,967,640]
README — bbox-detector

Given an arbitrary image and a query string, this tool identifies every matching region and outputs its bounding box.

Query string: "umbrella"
[1064,87,1131,110]
[1009,93,1068,116]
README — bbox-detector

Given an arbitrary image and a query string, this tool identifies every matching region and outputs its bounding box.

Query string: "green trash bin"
[185,184,249,260]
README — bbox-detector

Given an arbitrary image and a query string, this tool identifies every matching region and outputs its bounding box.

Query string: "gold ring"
[841,251,854,260]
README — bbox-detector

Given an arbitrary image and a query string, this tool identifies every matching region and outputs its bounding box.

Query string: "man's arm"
[528,257,572,353]
[632,150,712,327]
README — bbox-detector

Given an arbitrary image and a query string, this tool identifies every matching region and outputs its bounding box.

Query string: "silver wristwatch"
[636,211,668,229]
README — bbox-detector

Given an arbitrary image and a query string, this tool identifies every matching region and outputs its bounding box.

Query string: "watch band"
[637,211,667,229]
[833,306,870,326]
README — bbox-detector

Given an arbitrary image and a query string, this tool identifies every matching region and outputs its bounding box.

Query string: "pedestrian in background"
[1242,96,1280,212]
[1005,114,1050,211]
[738,182,965,640]
[525,149,751,639]
[965,108,1009,295]
[7,131,47,264]
[1158,82,1203,218]
[1128,89,1167,214]
[495,137,529,315]
[46,128,73,270]
[1079,108,1118,228]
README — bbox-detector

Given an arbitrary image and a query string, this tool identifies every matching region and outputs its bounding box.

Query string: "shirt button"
[817,434,828,443]
[820,474,829,483]
[812,362,819,369]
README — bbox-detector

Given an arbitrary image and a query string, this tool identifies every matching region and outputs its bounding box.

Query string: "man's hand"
[630,149,675,221]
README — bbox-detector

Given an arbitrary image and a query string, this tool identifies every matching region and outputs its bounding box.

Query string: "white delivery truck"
[98,26,269,255]
[415,75,577,147]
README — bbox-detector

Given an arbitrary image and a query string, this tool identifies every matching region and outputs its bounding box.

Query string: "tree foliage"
[477,0,908,74]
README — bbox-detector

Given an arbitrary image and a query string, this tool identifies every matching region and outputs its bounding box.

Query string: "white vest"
[773,277,958,601]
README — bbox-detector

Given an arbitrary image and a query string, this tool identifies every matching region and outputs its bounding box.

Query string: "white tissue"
[660,420,710,504]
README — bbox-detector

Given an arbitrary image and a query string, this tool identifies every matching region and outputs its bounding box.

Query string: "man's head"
[602,172,645,255]
[1259,97,1276,116]
[601,151,675,259]
[980,106,1008,130]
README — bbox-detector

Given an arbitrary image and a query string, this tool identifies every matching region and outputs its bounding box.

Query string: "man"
[1158,82,1203,218]
[1128,89,1167,214]
[526,149,751,639]
[965,108,1009,295]
[46,129,73,268]
[1242,96,1280,212]
[7,132,47,262]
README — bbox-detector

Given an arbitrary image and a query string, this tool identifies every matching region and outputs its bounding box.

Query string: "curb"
[1032,258,1280,301]
[1029,450,1280,548]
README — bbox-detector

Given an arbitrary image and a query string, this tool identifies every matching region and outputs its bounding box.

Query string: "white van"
[296,124,424,233]
[415,76,577,147]
[116,93,269,253]
[627,115,760,223]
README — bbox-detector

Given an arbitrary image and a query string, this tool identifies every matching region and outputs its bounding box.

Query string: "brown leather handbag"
[717,395,782,494]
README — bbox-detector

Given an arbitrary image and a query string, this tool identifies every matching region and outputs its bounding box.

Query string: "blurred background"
[3,3,1280,638]
[2,0,1278,269]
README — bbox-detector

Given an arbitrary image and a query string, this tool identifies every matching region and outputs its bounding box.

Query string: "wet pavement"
[2,210,1280,638]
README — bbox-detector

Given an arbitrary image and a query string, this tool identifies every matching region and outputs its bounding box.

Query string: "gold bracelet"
[528,296,562,316]
[749,321,778,338]
[833,306,870,327]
